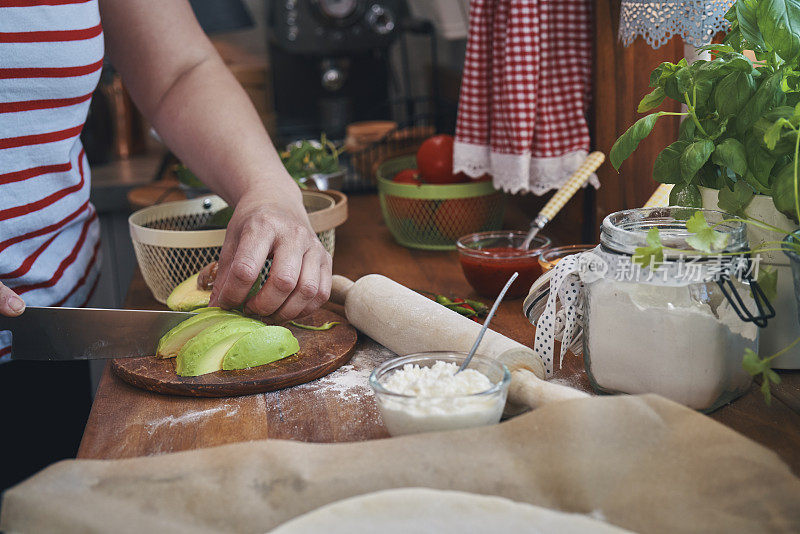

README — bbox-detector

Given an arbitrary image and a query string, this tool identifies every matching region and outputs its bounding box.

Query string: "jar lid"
[601,207,749,257]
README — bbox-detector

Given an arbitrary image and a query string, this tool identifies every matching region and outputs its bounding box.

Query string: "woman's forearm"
[146,55,302,210]
[99,0,331,319]
[100,0,302,212]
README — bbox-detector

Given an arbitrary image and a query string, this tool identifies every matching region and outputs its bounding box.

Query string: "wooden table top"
[79,194,800,474]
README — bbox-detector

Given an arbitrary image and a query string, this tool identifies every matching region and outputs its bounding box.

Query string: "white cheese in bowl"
[376,361,505,436]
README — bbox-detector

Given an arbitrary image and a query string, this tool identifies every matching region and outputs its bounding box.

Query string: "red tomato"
[393,168,422,184]
[417,135,460,184]
[434,197,491,241]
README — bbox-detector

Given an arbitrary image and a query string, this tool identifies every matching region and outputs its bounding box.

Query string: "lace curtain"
[619,0,735,49]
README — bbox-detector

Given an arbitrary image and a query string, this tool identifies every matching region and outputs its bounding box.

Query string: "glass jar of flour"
[527,208,774,413]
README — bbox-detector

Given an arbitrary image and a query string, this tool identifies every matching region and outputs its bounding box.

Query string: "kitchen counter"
[78,194,800,474]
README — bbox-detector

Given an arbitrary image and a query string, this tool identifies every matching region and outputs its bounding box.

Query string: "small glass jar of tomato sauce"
[538,244,597,273]
[457,231,551,299]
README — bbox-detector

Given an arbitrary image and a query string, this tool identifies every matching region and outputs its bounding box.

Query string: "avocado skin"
[222,326,300,371]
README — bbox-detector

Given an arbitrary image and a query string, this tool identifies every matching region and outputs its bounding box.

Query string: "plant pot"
[700,186,800,368]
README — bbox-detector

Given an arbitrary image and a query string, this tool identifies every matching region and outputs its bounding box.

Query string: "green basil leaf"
[758,0,800,61]
[698,43,736,55]
[663,74,683,101]
[714,71,756,118]
[610,113,663,170]
[699,117,728,139]
[736,70,785,134]
[723,23,744,49]
[727,56,756,73]
[772,162,800,221]
[653,140,690,184]
[678,117,696,140]
[638,87,666,112]
[680,139,715,182]
[717,180,756,216]
[675,66,693,94]
[764,118,792,149]
[697,163,726,188]
[738,0,767,49]
[745,135,778,188]
[669,182,703,208]
[649,62,677,88]
[712,138,748,175]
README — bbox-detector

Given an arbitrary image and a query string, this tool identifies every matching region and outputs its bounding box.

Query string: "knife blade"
[0,307,195,361]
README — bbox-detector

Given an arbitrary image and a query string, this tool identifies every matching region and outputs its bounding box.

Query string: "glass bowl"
[538,244,597,272]
[456,231,551,299]
[369,352,511,436]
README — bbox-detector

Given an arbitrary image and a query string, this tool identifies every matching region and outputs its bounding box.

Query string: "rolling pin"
[330,274,588,409]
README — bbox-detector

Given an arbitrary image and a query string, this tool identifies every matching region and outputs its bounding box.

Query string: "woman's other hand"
[0,282,25,317]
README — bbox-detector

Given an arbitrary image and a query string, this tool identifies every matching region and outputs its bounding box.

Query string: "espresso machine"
[267,0,410,141]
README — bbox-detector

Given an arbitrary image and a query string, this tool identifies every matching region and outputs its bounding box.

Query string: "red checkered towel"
[454,0,597,195]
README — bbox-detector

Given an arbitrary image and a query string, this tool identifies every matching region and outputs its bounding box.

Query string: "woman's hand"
[0,282,25,317]
[209,191,332,323]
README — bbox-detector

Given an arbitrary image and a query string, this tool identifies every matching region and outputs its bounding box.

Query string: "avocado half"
[166,273,211,312]
[167,271,264,312]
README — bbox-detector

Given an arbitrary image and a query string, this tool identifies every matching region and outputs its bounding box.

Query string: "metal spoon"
[458,271,519,373]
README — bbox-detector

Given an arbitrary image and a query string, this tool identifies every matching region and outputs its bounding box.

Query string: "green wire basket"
[377,155,505,250]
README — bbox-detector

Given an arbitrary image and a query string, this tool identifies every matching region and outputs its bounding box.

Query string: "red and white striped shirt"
[1,0,103,359]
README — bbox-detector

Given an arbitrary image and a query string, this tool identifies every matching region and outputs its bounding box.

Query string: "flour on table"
[144,403,240,434]
[292,341,396,402]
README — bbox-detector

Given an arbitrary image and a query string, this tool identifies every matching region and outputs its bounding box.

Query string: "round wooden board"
[111,309,357,397]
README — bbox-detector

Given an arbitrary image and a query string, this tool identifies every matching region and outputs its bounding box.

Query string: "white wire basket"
[129,191,347,304]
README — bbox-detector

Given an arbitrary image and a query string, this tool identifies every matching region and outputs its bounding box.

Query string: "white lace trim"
[618,0,734,49]
[453,142,600,195]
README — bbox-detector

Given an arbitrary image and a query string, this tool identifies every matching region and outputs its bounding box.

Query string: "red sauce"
[459,246,544,299]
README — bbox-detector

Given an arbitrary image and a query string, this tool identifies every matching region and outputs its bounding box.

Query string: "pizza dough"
[267,488,633,534]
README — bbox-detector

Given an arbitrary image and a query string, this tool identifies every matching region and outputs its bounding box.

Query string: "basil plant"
[610,0,800,223]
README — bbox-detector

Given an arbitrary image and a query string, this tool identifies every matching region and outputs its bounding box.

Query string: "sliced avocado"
[222,326,300,371]
[175,317,265,376]
[176,332,251,377]
[192,307,222,314]
[156,310,240,359]
[166,273,211,311]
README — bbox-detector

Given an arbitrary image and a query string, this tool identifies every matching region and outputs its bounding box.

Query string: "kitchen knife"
[0,307,194,361]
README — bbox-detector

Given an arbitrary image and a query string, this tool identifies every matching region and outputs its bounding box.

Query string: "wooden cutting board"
[111,309,357,397]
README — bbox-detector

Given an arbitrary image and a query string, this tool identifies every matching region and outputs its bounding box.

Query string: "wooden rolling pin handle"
[508,369,589,409]
[330,275,354,306]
